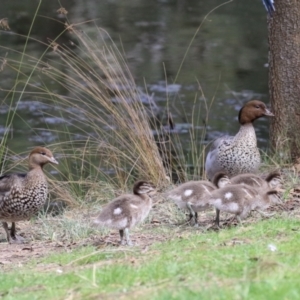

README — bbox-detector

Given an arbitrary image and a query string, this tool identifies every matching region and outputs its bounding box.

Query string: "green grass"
[1,216,300,299]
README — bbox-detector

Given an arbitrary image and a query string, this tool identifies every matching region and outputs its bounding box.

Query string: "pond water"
[0,0,271,171]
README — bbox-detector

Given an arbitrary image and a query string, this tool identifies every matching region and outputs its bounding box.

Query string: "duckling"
[228,171,281,204]
[165,175,230,226]
[165,180,215,226]
[207,183,278,225]
[94,181,155,246]
[230,170,282,202]
[230,170,280,187]
[205,100,274,181]
[212,171,282,226]
[0,147,59,243]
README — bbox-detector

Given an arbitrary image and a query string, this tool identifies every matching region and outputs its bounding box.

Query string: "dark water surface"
[0,0,271,160]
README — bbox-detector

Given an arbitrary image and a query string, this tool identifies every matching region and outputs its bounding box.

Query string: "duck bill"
[264,109,274,117]
[50,157,59,164]
[148,190,157,196]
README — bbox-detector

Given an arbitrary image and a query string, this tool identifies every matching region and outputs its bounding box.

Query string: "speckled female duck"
[205,100,274,181]
[0,147,59,243]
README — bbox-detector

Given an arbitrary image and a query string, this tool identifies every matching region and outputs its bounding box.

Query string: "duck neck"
[28,162,44,171]
[137,193,150,201]
[233,123,257,146]
[27,164,45,181]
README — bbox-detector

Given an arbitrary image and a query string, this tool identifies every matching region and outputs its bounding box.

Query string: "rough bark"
[268,0,300,161]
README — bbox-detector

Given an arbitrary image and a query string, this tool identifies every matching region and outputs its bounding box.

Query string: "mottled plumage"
[207,184,278,225]
[213,171,281,226]
[165,180,219,225]
[230,171,281,191]
[94,181,155,246]
[205,100,274,181]
[0,147,58,243]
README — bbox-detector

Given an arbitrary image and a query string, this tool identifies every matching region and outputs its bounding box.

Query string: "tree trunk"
[269,0,300,162]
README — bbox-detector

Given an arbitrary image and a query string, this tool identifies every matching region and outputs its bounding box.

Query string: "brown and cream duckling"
[165,176,229,226]
[212,171,282,226]
[230,170,282,202]
[205,100,274,181]
[0,147,59,243]
[94,181,155,246]
[207,180,278,226]
[229,170,282,189]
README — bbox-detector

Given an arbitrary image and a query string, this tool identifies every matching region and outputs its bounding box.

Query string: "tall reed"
[0,5,217,204]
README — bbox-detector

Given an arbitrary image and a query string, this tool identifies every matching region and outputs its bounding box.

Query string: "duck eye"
[40,152,46,155]
[255,105,260,109]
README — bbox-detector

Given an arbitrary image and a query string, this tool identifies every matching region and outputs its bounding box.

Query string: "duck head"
[238,100,274,125]
[29,147,59,169]
[133,181,156,195]
[212,172,231,188]
[265,170,282,188]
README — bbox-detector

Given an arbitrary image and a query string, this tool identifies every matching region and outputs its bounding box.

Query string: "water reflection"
[0,0,270,157]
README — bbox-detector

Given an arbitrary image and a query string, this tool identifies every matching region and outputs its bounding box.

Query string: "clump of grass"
[1,16,181,205]
[35,210,100,243]
[42,24,170,185]
[0,4,220,208]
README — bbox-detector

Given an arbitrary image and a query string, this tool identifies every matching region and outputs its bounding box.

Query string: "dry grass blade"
[1,15,213,206]
[40,26,169,188]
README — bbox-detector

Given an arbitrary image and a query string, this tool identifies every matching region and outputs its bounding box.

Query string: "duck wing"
[0,173,26,209]
[230,174,266,189]
[208,135,232,150]
[205,135,234,180]
[0,173,26,194]
[94,196,134,229]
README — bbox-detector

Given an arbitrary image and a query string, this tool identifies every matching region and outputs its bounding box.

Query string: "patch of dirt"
[0,241,60,268]
[0,221,92,270]
[0,217,185,271]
